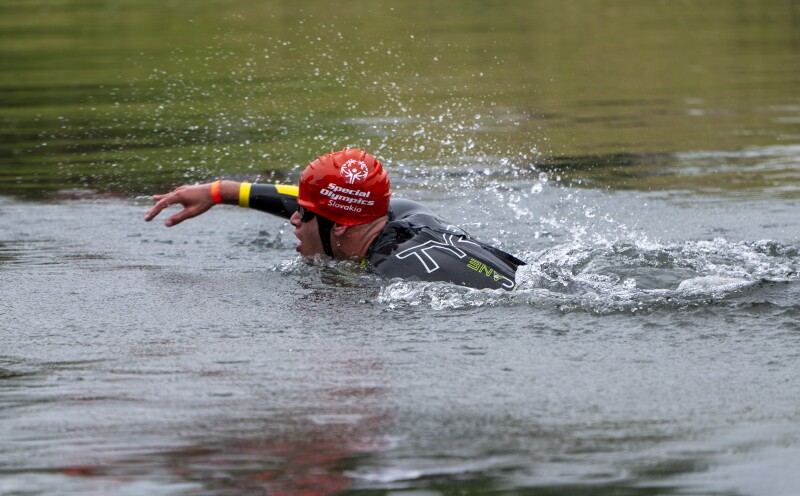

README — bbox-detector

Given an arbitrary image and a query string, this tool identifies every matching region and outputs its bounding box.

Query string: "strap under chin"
[316,216,335,257]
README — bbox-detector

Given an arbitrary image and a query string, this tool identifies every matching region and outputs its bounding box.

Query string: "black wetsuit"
[366,199,524,290]
[247,184,525,290]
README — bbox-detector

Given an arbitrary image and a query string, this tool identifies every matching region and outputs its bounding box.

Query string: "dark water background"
[2,1,800,495]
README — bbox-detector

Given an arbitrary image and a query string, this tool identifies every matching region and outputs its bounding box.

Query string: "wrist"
[208,180,242,205]
[210,180,223,204]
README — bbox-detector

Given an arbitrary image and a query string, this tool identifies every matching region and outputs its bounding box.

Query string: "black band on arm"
[247,184,299,219]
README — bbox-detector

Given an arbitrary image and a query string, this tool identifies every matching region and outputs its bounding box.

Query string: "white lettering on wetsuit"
[395,233,481,273]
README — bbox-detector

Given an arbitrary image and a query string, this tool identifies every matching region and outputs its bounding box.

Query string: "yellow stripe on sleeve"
[275,184,299,197]
[238,182,252,208]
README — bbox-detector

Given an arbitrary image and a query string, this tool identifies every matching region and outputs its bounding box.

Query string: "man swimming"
[145,148,525,290]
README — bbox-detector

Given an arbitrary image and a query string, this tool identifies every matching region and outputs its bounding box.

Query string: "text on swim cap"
[326,183,371,198]
[327,201,363,213]
[319,183,376,207]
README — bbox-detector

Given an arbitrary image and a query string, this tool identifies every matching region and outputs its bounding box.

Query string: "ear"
[332,224,350,237]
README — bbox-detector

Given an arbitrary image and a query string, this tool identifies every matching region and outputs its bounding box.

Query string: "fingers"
[144,184,212,227]
[144,195,175,222]
[164,206,200,227]
[144,185,192,222]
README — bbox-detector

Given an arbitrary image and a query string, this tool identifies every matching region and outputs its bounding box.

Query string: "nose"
[289,210,301,228]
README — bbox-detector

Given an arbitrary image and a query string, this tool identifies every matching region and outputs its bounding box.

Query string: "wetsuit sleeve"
[241,183,299,219]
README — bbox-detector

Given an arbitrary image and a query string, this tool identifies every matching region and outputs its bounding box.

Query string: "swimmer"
[145,148,525,290]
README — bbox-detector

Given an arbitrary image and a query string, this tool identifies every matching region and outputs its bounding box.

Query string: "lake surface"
[2,1,799,495]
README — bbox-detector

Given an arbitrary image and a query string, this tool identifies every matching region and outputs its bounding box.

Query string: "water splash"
[376,238,799,314]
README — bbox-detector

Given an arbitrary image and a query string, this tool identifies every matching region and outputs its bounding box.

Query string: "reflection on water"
[0,357,390,496]
[47,363,391,496]
[1,0,799,198]
[539,145,800,199]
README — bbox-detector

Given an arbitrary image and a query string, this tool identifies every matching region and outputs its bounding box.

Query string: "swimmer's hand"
[144,183,214,227]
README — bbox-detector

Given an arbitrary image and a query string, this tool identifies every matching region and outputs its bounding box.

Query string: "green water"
[2,0,799,198]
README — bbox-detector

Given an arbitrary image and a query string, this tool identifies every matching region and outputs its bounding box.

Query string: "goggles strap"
[316,216,335,257]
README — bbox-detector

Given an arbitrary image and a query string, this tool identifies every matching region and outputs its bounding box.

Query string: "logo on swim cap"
[341,159,369,185]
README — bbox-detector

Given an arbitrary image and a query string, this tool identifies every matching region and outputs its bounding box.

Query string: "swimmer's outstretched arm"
[145,180,299,227]
[145,180,241,227]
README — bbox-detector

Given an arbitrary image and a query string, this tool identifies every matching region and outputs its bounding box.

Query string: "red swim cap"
[298,148,391,226]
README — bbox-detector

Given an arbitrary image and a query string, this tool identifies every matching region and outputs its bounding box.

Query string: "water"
[2,1,800,495]
[2,175,799,495]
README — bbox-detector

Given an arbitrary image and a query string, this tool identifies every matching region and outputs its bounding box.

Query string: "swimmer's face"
[290,210,325,258]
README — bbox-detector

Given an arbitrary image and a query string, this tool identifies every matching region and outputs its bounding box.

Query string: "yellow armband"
[238,182,252,208]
